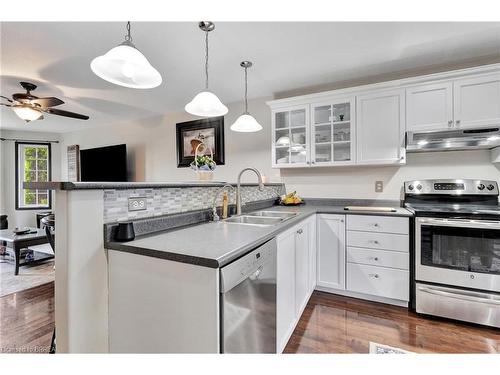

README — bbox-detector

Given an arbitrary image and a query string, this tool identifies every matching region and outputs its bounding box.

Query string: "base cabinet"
[276,216,315,353]
[317,214,346,290]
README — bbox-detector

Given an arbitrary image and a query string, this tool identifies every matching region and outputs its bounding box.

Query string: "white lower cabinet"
[276,216,315,353]
[347,263,409,301]
[317,214,346,290]
[276,229,296,353]
[317,214,410,306]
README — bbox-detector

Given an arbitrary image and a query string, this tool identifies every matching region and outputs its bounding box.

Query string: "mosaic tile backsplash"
[103,184,286,223]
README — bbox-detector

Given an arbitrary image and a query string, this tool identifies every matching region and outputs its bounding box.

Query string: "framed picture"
[176,116,225,167]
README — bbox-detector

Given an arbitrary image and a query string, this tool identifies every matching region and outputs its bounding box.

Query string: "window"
[15,142,52,210]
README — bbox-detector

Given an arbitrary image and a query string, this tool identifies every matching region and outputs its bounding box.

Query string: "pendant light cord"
[125,21,132,42]
[205,30,209,89]
[244,66,248,114]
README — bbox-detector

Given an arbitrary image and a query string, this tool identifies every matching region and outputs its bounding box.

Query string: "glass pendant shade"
[12,106,43,122]
[185,91,228,117]
[91,43,162,89]
[230,113,263,132]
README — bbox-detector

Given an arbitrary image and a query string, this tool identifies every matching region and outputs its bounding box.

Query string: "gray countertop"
[106,203,412,269]
[24,181,284,190]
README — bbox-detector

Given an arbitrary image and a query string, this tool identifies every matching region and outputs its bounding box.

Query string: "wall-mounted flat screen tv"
[80,144,127,182]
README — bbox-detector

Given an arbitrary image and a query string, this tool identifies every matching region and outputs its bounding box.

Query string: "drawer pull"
[373,240,379,244]
[373,223,379,227]
[297,229,303,234]
[370,257,379,261]
[369,273,379,279]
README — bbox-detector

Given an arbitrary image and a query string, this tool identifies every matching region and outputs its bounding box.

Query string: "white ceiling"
[1,22,500,133]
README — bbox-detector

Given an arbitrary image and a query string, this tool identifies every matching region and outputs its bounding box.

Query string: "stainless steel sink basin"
[247,211,298,219]
[224,215,283,226]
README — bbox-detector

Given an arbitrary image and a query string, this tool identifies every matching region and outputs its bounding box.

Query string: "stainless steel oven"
[415,216,500,327]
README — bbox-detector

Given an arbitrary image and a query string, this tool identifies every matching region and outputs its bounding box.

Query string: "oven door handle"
[418,286,500,306]
[417,217,500,229]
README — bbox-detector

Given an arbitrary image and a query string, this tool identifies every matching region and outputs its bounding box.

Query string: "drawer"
[347,247,409,270]
[347,263,409,301]
[347,231,409,252]
[347,215,408,234]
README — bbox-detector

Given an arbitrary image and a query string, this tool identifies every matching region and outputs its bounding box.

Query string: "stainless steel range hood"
[406,127,500,152]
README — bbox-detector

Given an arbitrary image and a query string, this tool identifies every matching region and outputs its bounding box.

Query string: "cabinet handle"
[369,273,379,279]
[373,223,379,227]
[448,120,453,127]
[297,229,303,234]
[340,219,344,223]
[373,257,379,261]
[311,161,316,165]
[373,240,379,245]
[455,120,461,126]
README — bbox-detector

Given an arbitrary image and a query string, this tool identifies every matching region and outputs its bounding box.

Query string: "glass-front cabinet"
[311,97,355,166]
[272,105,310,167]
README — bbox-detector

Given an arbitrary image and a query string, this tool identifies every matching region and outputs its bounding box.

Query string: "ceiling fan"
[0,82,89,123]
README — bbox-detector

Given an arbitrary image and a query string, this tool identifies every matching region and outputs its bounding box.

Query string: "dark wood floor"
[284,291,500,353]
[0,282,54,353]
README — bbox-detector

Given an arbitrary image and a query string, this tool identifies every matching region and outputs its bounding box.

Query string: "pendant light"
[185,22,228,117]
[230,61,263,132]
[91,22,162,89]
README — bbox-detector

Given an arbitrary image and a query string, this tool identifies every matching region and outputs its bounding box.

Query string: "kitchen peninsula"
[26,180,412,353]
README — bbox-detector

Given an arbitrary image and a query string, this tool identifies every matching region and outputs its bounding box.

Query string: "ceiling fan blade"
[31,97,65,107]
[0,95,13,103]
[44,108,89,120]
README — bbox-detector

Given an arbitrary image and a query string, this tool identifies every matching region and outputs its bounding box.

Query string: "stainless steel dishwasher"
[220,238,277,353]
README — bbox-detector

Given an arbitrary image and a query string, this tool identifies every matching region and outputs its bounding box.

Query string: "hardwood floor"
[0,282,54,353]
[284,291,500,354]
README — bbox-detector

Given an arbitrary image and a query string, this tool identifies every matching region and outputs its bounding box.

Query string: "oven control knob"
[487,184,495,191]
[416,184,422,190]
[477,184,486,191]
[408,184,414,191]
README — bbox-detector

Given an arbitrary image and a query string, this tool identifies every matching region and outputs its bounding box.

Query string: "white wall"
[59,98,281,184]
[58,96,500,200]
[0,129,61,228]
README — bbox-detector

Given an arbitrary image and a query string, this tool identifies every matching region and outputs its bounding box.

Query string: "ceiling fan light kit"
[185,21,228,117]
[230,61,263,132]
[0,81,89,123]
[90,22,162,89]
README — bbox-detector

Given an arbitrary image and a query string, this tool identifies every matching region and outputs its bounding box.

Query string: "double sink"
[224,210,298,227]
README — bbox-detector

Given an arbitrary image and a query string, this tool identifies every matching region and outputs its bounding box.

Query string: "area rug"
[0,256,54,297]
[369,342,415,354]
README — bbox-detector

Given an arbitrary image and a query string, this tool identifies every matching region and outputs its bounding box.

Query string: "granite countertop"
[24,181,284,190]
[106,202,413,269]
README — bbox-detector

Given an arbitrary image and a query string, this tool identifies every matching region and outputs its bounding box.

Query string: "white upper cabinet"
[406,82,453,132]
[311,97,356,166]
[272,105,310,168]
[356,89,406,165]
[454,74,500,129]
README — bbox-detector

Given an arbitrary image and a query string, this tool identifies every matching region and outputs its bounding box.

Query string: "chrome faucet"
[236,168,264,215]
[211,184,236,221]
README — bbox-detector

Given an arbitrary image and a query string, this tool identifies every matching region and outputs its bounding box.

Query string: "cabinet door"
[295,224,310,315]
[272,105,310,168]
[356,89,406,165]
[307,217,317,293]
[311,97,356,166]
[454,74,500,129]
[317,214,346,290]
[406,82,453,132]
[276,230,296,353]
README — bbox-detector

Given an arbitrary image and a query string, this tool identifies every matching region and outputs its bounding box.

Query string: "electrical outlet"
[375,181,383,193]
[128,197,147,211]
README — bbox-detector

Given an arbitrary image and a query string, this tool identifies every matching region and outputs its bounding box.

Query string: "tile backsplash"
[103,184,285,223]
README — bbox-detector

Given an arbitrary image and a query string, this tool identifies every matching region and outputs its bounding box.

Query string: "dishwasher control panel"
[220,238,276,293]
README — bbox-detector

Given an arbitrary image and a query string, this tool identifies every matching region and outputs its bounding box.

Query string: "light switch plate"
[128,197,147,211]
[375,181,383,193]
